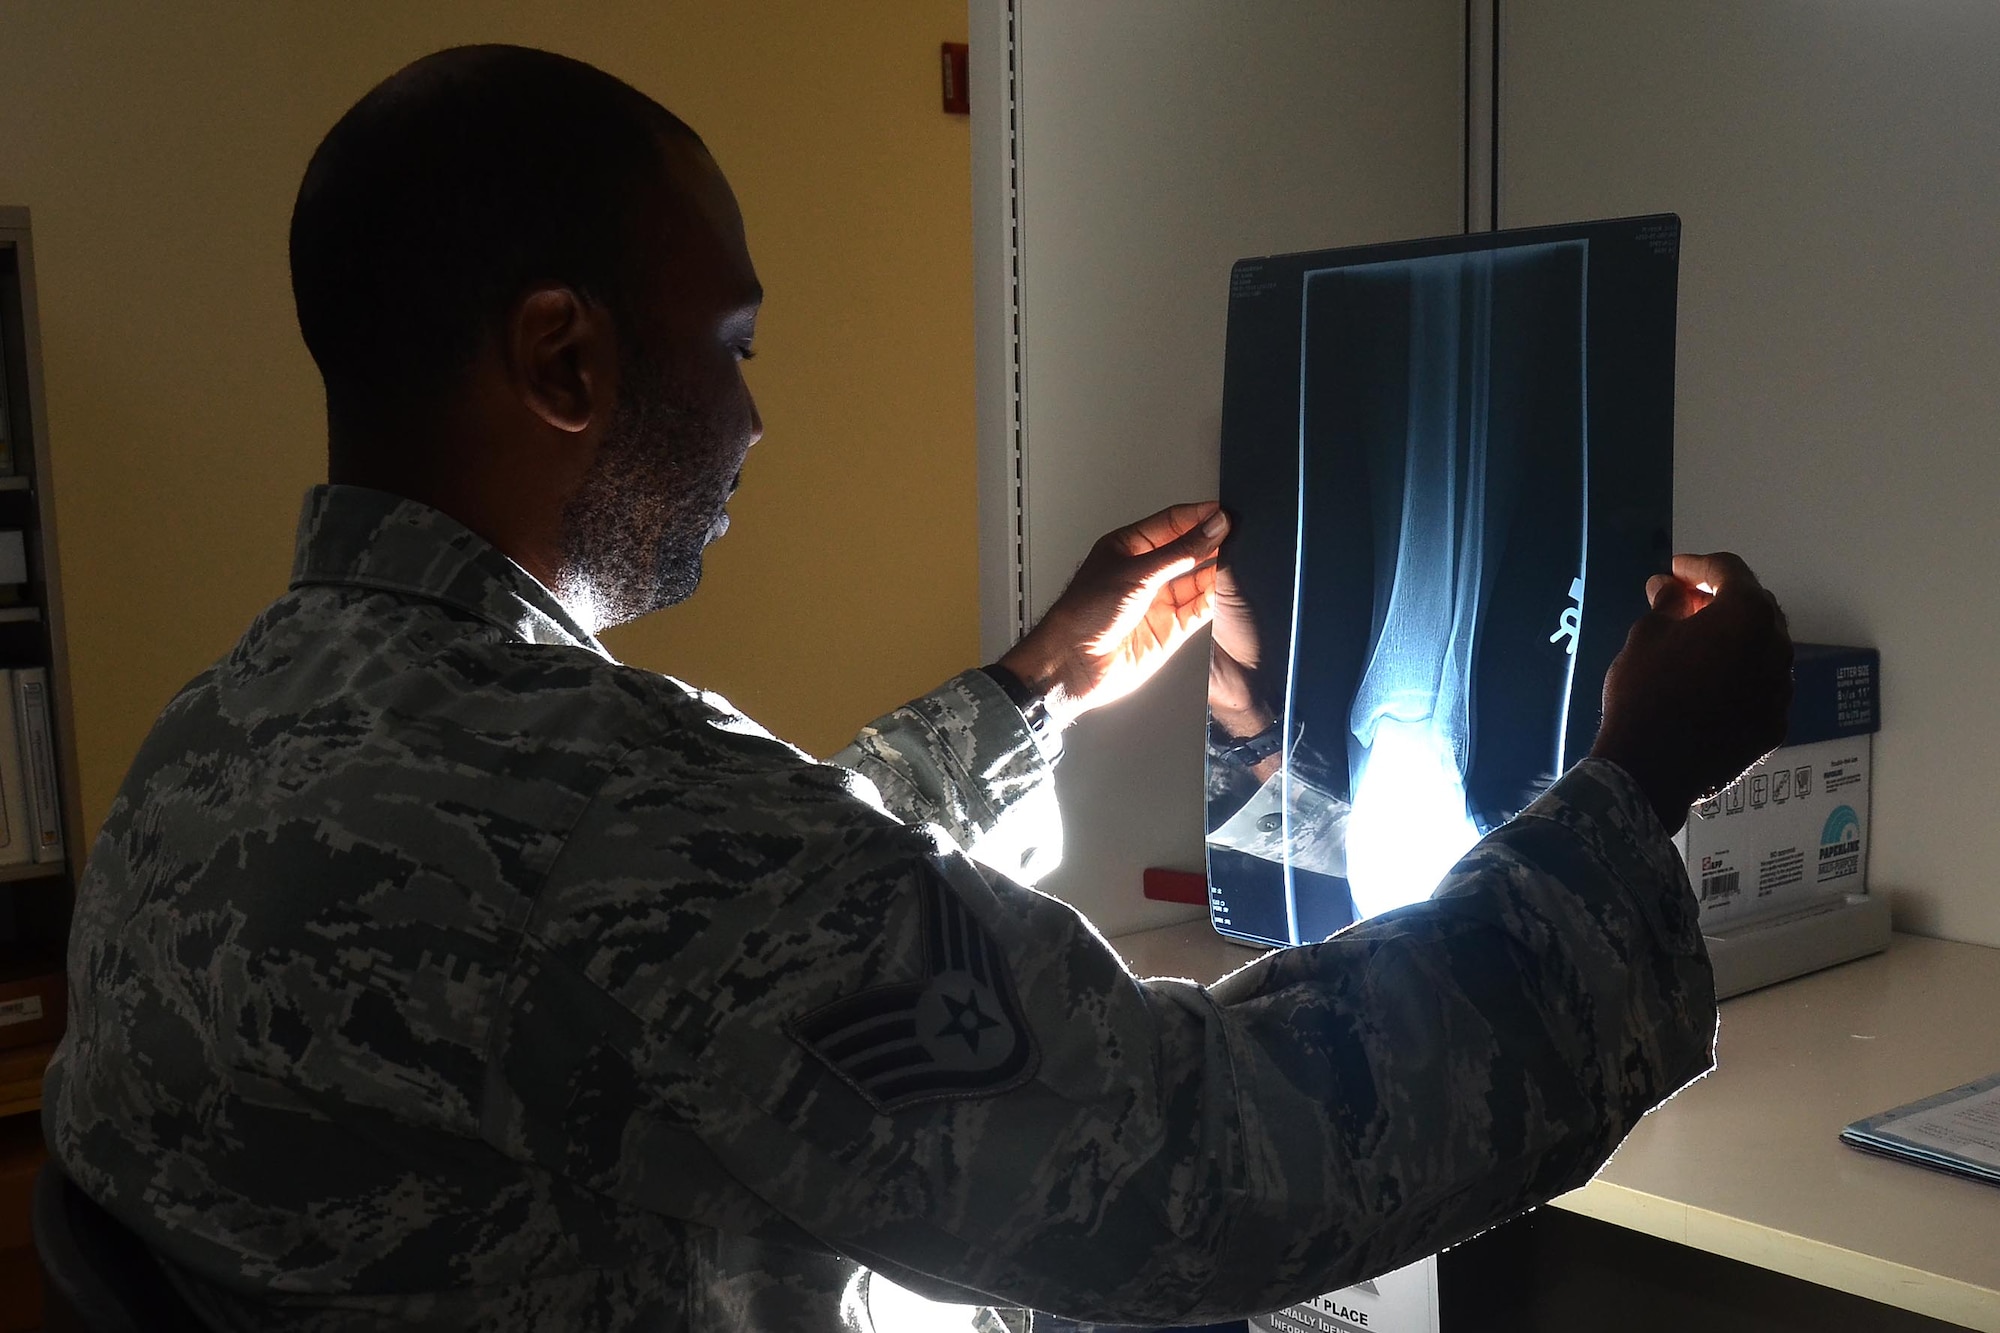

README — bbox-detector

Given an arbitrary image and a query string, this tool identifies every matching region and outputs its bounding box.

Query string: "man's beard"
[557,356,737,628]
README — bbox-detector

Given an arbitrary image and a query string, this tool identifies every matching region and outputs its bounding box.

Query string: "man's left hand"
[998,502,1229,731]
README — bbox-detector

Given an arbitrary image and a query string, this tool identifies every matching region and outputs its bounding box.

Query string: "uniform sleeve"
[491,741,1714,1327]
[830,668,1062,885]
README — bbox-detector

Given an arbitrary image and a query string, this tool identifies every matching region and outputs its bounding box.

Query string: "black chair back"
[31,1160,209,1333]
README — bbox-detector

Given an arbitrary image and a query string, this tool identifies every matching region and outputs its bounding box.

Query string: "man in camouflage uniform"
[44,45,1791,1333]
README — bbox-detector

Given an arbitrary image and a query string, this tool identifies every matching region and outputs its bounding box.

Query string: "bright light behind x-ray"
[1344,717,1483,920]
[847,1270,981,1333]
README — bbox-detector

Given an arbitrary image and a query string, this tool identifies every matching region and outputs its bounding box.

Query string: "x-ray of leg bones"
[1209,219,1677,947]
[1338,246,1584,919]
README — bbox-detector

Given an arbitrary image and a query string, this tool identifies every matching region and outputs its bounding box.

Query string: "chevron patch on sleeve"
[791,879,1038,1113]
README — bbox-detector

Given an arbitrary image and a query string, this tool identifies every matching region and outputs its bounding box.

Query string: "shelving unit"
[0,205,82,958]
[0,205,85,1328]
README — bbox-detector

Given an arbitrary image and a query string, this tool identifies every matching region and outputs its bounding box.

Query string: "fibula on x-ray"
[1205,217,1680,948]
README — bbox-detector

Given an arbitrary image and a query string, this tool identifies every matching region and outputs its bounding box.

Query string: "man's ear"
[508,286,615,435]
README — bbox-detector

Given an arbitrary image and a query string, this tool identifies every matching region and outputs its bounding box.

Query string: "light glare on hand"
[1061,554,1217,724]
[1001,502,1229,731]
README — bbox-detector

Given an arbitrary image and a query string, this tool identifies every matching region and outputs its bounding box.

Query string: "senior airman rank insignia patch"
[791,880,1037,1112]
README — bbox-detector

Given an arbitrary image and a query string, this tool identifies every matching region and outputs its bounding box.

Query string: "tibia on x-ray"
[1342,255,1499,919]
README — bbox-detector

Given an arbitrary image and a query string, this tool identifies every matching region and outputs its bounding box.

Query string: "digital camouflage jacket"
[46,484,1716,1331]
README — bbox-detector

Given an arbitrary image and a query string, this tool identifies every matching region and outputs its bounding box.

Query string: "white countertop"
[1108,921,2000,1330]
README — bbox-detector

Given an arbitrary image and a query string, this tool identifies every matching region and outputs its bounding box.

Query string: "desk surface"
[1109,922,2000,1331]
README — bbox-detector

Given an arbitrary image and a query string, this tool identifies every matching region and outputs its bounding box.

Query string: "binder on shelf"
[0,273,11,455]
[0,258,14,469]
[14,668,62,864]
[0,668,31,868]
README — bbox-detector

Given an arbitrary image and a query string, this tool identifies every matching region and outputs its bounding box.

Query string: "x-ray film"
[1207,216,1678,947]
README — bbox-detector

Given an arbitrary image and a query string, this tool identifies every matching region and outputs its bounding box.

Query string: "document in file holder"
[1207,216,1679,948]
[1842,1071,2000,1187]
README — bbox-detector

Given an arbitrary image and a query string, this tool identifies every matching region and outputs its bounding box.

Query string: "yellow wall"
[0,2,978,841]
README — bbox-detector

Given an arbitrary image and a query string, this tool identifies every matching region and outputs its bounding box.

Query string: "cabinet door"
[1501,1,2000,947]
[973,1,1463,931]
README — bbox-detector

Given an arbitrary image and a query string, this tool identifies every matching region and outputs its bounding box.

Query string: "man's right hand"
[1590,552,1794,834]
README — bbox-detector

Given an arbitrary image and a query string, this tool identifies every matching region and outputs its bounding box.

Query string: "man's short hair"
[290,45,697,434]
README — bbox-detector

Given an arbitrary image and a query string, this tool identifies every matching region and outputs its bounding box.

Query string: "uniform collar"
[289,484,612,658]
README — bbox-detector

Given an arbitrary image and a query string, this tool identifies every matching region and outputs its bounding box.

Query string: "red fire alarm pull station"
[941,42,969,115]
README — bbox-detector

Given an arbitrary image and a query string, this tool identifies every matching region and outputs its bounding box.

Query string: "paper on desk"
[1841,1070,2000,1186]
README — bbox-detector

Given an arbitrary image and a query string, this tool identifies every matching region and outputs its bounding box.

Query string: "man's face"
[559,142,763,628]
